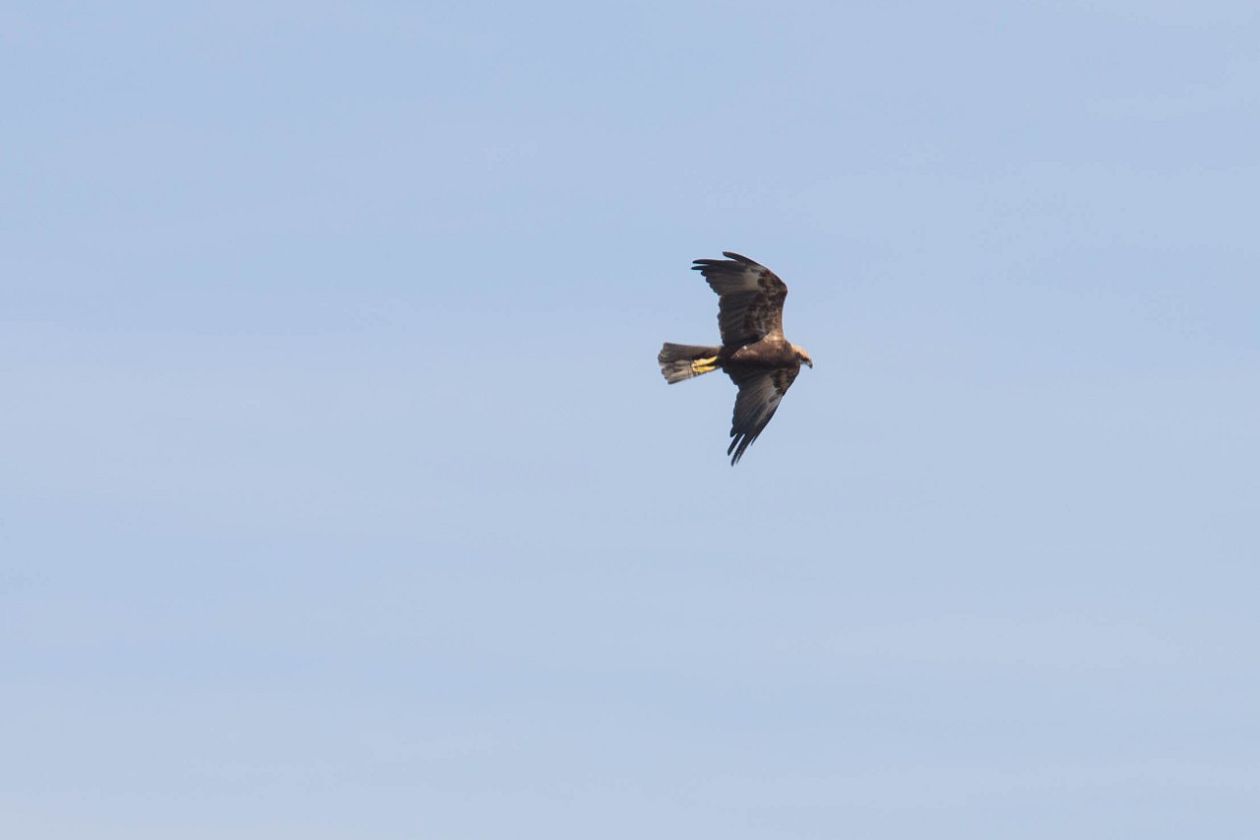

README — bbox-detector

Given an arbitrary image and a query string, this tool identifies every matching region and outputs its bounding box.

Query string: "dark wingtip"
[693,252,757,271]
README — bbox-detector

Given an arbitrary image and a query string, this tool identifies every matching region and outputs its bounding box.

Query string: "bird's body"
[724,336,800,367]
[657,252,812,465]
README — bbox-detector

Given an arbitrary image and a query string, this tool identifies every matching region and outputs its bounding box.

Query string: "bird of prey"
[657,251,813,465]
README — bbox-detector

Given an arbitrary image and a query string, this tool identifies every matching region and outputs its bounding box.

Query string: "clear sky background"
[4,2,1259,838]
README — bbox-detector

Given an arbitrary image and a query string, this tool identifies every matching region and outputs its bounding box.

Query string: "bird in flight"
[658,252,813,465]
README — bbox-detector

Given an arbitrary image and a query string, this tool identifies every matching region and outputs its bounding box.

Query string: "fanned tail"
[658,343,722,384]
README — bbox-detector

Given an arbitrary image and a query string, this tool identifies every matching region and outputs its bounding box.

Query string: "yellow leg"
[690,356,719,374]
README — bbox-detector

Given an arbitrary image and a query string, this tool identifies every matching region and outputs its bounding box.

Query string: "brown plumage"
[657,252,813,465]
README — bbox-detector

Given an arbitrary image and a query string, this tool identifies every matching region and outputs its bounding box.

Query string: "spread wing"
[726,365,801,465]
[691,252,788,347]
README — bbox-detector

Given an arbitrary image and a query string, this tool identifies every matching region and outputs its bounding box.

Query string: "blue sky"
[3,2,1259,837]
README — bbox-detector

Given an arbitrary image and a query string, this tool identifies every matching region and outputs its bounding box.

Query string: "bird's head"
[792,344,813,369]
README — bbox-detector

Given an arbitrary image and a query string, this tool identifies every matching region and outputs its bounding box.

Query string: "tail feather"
[658,343,722,384]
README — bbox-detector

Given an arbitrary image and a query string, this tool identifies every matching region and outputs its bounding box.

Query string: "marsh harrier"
[658,252,813,465]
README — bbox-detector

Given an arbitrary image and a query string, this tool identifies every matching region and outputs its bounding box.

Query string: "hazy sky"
[4,2,1259,838]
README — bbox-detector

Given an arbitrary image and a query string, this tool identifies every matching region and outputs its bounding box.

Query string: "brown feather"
[724,363,802,465]
[691,252,788,347]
